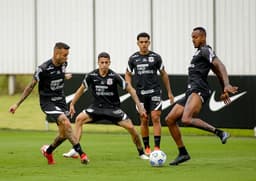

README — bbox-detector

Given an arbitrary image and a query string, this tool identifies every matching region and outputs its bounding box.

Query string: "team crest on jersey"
[148,57,154,62]
[107,78,113,85]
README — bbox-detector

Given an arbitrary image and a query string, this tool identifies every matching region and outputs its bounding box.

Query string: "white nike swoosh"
[65,92,185,109]
[209,91,247,112]
[65,92,131,103]
[120,93,131,102]
[65,93,75,103]
[162,93,185,110]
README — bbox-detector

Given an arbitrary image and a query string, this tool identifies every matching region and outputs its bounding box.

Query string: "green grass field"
[0,91,256,181]
[0,130,255,181]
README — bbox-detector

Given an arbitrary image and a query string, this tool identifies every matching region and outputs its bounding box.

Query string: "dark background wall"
[63,74,255,129]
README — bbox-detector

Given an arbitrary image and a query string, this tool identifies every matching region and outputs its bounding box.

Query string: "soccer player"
[125,32,174,155]
[63,52,149,160]
[165,27,238,165]
[9,42,89,165]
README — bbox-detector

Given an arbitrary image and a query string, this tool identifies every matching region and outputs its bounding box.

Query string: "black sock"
[154,136,161,148]
[142,136,150,148]
[137,148,145,156]
[73,143,84,156]
[46,145,55,154]
[214,128,223,137]
[178,146,188,156]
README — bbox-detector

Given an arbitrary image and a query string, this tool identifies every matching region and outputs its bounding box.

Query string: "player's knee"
[165,116,175,126]
[125,121,135,130]
[181,116,191,126]
[63,119,72,128]
[75,116,84,126]
[151,115,160,124]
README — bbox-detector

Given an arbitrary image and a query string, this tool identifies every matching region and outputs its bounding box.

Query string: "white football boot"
[63,148,79,159]
[139,154,149,160]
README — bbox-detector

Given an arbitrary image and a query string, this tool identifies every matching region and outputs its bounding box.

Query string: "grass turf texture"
[0,130,255,181]
[0,81,255,180]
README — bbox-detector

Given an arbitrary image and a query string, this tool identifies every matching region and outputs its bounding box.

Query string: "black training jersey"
[34,59,67,98]
[127,51,164,94]
[83,69,126,108]
[187,45,217,91]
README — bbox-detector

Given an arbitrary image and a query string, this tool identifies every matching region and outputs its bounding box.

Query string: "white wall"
[36,0,94,73]
[153,0,214,75]
[216,0,256,75]
[0,0,255,75]
[0,0,35,74]
[95,0,151,73]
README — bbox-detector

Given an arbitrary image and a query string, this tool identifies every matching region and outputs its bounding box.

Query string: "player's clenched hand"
[9,104,18,114]
[220,85,238,104]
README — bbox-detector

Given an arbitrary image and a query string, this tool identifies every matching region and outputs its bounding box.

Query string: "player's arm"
[125,82,146,117]
[69,84,87,117]
[9,78,38,114]
[211,58,238,104]
[125,70,132,85]
[160,69,174,104]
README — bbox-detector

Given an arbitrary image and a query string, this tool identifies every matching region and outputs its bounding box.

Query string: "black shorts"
[85,104,129,124]
[40,97,70,122]
[176,88,211,107]
[138,91,162,113]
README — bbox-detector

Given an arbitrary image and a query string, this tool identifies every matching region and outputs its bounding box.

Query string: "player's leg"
[150,110,161,150]
[118,118,149,160]
[40,113,68,165]
[165,103,191,165]
[182,93,230,143]
[149,92,162,151]
[138,95,151,154]
[63,111,92,159]
[74,111,92,141]
[139,113,151,154]
[57,114,89,164]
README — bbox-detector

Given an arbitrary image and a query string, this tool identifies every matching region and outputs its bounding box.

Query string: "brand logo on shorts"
[113,109,122,114]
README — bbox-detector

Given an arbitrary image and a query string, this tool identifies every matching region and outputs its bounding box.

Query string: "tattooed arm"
[9,78,38,114]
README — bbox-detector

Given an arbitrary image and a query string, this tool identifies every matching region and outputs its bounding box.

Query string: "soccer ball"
[149,150,167,167]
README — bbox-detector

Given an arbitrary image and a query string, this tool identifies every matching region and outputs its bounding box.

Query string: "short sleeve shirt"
[127,51,164,94]
[83,69,126,108]
[33,59,67,98]
[187,45,217,91]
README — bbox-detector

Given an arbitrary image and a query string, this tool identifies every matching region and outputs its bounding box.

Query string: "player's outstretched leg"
[215,129,230,144]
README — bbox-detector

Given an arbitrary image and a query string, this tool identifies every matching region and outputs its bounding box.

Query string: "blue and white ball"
[149,150,167,167]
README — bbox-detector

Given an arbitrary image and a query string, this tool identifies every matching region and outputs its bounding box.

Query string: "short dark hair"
[137,32,150,40]
[193,27,207,36]
[98,52,110,60]
[54,42,70,49]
